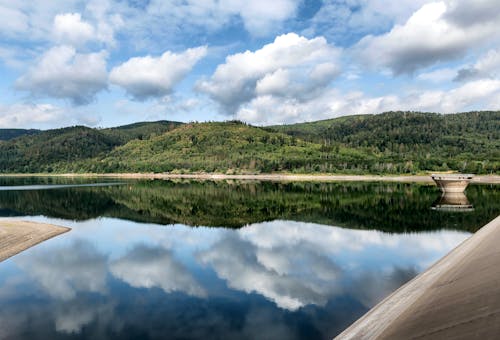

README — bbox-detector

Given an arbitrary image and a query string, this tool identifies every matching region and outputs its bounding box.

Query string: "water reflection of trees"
[0,180,498,232]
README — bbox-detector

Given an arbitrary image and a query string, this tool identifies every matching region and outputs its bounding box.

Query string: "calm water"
[0,178,498,340]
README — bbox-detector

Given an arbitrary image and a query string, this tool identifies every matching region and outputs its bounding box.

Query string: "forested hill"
[0,128,40,141]
[0,121,182,173]
[81,121,374,173]
[269,111,498,150]
[101,120,183,144]
[269,111,499,173]
[0,112,498,174]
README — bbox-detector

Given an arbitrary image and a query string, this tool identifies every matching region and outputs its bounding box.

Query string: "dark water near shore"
[0,178,498,339]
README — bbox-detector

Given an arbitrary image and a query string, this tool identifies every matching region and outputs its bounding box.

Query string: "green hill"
[101,120,183,144]
[0,126,120,173]
[0,112,498,174]
[0,121,183,173]
[0,128,40,141]
[269,111,499,173]
[75,121,374,173]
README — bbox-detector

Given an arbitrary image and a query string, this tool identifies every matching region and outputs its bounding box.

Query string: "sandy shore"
[336,214,500,339]
[1,173,499,184]
[0,220,70,262]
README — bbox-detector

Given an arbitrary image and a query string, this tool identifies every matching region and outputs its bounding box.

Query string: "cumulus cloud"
[85,0,124,47]
[197,33,341,115]
[0,103,64,128]
[53,13,95,46]
[110,46,207,101]
[0,102,101,128]
[235,78,500,125]
[355,1,500,74]
[110,245,206,297]
[15,45,108,105]
[455,49,500,82]
[0,1,122,47]
[444,0,500,27]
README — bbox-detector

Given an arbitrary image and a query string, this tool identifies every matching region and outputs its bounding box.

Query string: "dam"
[336,215,500,339]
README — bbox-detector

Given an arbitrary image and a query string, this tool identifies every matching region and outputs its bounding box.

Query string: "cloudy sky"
[1,0,499,128]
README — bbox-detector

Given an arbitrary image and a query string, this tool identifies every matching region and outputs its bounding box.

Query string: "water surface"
[0,178,498,339]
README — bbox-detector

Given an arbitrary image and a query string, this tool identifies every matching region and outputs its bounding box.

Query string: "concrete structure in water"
[431,174,474,193]
[431,192,474,212]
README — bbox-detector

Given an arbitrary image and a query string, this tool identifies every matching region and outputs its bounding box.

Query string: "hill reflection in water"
[0,178,498,232]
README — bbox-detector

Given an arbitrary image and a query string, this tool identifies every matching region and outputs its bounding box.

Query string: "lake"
[0,177,498,339]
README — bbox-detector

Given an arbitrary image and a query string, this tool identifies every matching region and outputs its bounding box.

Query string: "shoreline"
[0,220,70,262]
[336,214,500,339]
[0,173,499,184]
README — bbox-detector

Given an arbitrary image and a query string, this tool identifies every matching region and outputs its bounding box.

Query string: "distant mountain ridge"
[0,112,498,174]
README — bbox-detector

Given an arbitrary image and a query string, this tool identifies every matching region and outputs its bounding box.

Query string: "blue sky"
[0,0,499,128]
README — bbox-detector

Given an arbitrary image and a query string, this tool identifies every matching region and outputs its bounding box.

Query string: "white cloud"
[53,13,95,46]
[0,1,83,40]
[437,79,500,111]
[110,46,207,101]
[85,0,124,47]
[15,45,108,105]
[197,33,341,115]
[372,79,500,113]
[417,67,458,83]
[235,78,500,125]
[455,49,500,82]
[0,103,65,128]
[219,0,299,36]
[444,0,500,27]
[0,102,101,128]
[355,1,500,74]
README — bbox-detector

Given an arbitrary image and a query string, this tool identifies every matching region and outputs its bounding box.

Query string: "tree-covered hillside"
[72,121,376,173]
[270,111,499,173]
[0,128,40,141]
[0,121,182,173]
[0,126,120,173]
[101,120,183,144]
[0,112,498,174]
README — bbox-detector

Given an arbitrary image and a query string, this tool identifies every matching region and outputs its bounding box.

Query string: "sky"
[0,0,499,129]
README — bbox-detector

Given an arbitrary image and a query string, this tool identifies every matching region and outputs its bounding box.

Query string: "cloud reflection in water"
[110,245,206,297]
[0,217,470,338]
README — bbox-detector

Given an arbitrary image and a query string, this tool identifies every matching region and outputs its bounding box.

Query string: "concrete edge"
[335,215,500,339]
[0,220,71,262]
